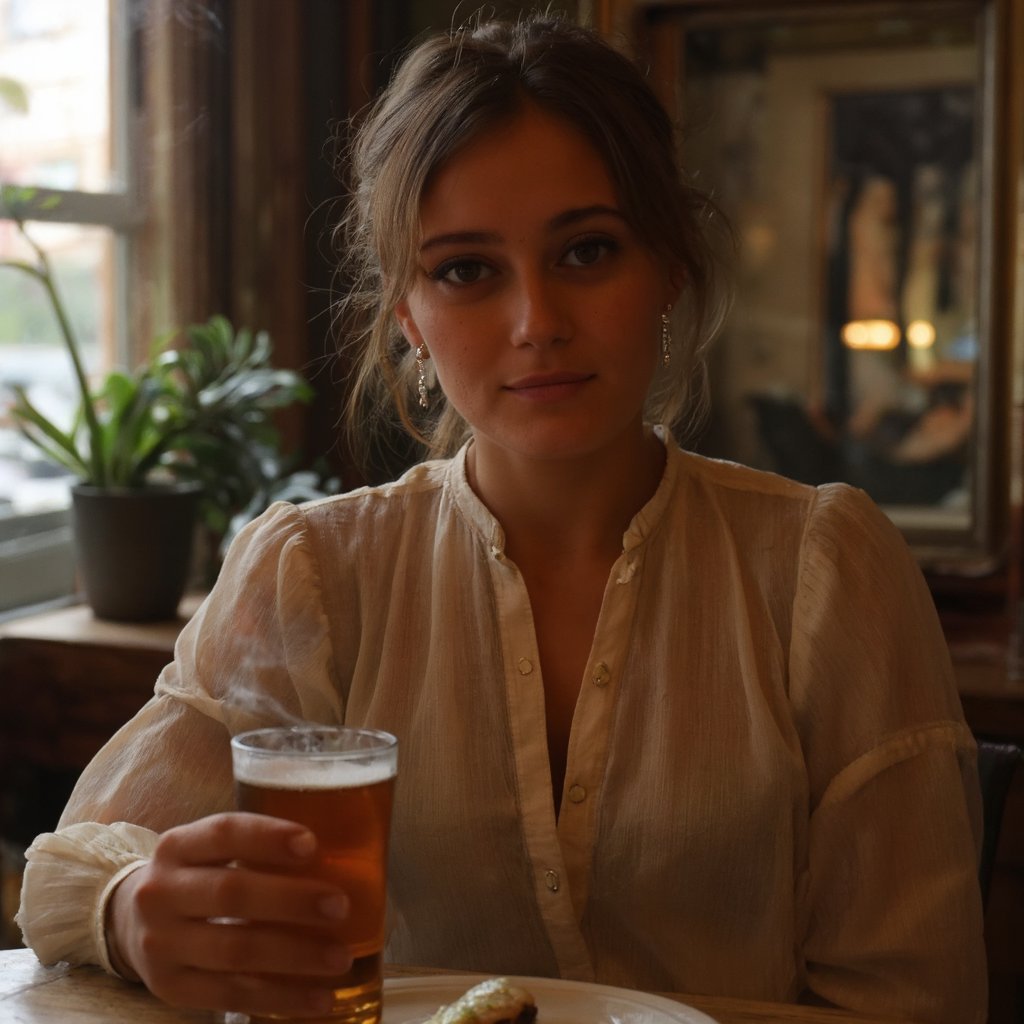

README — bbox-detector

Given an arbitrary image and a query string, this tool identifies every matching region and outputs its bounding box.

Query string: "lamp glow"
[906,319,937,349]
[841,319,900,350]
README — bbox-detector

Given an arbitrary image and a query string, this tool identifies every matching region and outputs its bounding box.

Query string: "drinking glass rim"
[231,725,398,760]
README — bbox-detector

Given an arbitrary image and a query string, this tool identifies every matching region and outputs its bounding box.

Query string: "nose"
[509,272,572,349]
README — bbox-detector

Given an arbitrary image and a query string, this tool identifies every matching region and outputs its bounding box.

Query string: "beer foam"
[234,756,395,790]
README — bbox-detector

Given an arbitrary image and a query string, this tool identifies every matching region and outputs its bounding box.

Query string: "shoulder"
[286,456,453,544]
[670,448,823,547]
[663,448,916,608]
[674,447,888,541]
[216,458,453,582]
[675,447,817,503]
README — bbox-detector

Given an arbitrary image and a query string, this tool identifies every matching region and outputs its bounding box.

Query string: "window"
[0,0,140,612]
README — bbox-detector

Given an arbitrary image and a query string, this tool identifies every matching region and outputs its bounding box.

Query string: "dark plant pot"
[71,482,203,622]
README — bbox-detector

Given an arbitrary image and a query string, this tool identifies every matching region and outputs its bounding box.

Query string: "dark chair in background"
[976,737,1022,907]
[746,393,844,486]
[746,391,969,506]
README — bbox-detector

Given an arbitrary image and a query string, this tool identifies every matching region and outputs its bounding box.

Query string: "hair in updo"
[336,11,731,461]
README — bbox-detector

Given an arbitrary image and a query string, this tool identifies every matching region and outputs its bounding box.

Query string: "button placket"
[487,519,588,975]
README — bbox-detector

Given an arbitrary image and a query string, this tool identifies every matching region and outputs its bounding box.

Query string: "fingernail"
[324,945,351,971]
[289,831,316,858]
[318,894,348,920]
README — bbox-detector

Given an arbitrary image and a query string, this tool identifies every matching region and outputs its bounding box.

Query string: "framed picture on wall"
[822,81,977,525]
[637,1,1018,570]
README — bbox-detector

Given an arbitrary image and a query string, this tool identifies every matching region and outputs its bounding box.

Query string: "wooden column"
[226,0,307,456]
[134,0,232,348]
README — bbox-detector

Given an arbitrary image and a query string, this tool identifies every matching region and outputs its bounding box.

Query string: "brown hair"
[336,11,731,462]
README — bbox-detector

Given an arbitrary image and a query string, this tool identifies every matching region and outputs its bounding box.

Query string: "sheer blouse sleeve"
[789,484,987,1023]
[17,500,343,970]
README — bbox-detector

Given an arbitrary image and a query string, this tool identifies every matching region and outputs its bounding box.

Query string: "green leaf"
[9,386,90,477]
[8,300,327,555]
[0,76,29,114]
[0,184,62,221]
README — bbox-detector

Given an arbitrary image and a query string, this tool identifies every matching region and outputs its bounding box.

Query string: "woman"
[18,13,986,1023]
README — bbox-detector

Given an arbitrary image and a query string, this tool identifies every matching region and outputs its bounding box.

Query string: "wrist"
[100,861,147,982]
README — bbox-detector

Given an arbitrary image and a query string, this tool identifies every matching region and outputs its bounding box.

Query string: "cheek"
[425,336,482,400]
[603,296,661,355]
[406,295,472,348]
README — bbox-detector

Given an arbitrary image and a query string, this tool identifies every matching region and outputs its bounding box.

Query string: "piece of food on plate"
[426,977,537,1023]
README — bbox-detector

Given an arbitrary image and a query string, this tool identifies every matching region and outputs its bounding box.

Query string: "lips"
[501,371,596,404]
[504,371,595,391]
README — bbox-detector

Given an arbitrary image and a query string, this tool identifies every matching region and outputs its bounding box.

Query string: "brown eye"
[563,237,618,267]
[570,242,601,265]
[431,259,494,285]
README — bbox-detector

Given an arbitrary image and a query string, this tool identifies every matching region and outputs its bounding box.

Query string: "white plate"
[382,975,719,1024]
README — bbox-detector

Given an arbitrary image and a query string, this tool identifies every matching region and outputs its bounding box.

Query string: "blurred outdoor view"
[0,0,118,517]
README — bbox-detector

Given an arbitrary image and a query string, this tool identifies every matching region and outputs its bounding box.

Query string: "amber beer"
[231,727,398,1024]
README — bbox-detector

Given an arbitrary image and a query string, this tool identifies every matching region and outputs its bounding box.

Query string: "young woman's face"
[395,104,677,467]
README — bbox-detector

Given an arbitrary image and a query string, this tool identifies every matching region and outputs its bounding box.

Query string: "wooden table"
[0,947,917,1024]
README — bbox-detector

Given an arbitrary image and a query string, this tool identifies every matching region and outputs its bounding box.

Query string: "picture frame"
[629,0,1023,571]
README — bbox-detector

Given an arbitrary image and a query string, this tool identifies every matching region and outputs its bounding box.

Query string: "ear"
[666,263,687,306]
[394,299,425,349]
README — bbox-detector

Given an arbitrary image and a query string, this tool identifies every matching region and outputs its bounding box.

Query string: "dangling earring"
[416,345,429,409]
[661,305,673,367]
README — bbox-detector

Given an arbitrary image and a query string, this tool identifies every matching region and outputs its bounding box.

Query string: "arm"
[790,485,986,1024]
[17,697,230,970]
[18,501,349,1018]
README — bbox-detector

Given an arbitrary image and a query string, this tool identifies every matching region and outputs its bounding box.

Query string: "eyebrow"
[418,204,626,253]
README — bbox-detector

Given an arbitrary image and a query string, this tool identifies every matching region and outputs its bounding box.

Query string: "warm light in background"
[906,319,937,349]
[841,319,901,350]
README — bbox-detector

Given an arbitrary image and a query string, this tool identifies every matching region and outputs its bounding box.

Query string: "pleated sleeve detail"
[17,822,158,969]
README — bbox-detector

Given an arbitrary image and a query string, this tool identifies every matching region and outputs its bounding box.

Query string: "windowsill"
[0,592,79,627]
[0,506,75,615]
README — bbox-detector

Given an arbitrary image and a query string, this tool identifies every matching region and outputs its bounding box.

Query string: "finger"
[156,865,349,926]
[148,966,338,1019]
[167,919,353,978]
[154,813,317,869]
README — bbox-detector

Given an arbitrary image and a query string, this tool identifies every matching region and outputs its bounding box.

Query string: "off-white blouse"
[18,432,987,1023]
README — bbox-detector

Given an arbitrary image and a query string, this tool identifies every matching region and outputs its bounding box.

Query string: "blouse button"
[544,870,560,892]
[568,784,586,804]
[592,662,610,687]
[517,658,534,675]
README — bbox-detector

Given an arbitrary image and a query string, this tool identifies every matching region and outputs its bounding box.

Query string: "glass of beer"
[230,725,398,1024]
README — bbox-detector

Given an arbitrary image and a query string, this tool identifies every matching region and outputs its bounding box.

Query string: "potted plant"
[1,205,319,621]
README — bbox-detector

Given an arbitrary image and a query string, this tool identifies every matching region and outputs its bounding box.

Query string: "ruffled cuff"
[17,822,158,973]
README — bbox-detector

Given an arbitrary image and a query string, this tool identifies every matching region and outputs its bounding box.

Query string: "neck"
[466,426,665,567]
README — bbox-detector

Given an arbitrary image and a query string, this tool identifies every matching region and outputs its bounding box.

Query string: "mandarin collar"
[444,424,681,558]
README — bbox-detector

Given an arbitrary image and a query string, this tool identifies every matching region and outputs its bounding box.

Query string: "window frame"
[0,0,145,616]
